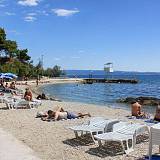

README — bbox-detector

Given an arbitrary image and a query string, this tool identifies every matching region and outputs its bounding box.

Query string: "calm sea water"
[40,73,160,113]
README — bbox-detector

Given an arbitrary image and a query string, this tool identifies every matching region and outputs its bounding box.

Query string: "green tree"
[0,28,6,57]
[35,61,43,78]
[43,66,63,77]
[0,27,33,77]
[52,65,62,77]
[16,49,31,63]
[4,40,17,59]
[0,27,64,79]
[0,28,6,50]
[44,68,52,77]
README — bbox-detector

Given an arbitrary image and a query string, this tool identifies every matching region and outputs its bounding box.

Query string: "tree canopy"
[0,27,63,78]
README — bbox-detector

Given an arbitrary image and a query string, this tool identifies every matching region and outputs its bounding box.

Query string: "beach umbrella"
[0,75,12,79]
[4,76,13,79]
[4,73,18,79]
[0,74,5,79]
[0,75,13,79]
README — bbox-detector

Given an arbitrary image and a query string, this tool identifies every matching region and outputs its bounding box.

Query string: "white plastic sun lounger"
[148,123,160,160]
[14,100,34,109]
[69,117,119,143]
[4,98,14,109]
[0,93,13,103]
[32,99,42,106]
[94,123,149,154]
[5,98,40,109]
[5,99,31,109]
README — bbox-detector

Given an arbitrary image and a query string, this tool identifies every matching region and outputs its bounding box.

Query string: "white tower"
[104,62,113,73]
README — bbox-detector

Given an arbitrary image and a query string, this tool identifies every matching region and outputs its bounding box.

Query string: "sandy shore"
[0,78,158,160]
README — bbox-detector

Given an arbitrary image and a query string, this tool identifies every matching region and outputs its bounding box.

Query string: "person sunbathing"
[3,83,10,92]
[42,107,91,121]
[37,93,48,100]
[5,82,8,88]
[10,82,16,90]
[131,101,147,118]
[154,104,160,121]
[0,83,16,95]
[24,88,33,101]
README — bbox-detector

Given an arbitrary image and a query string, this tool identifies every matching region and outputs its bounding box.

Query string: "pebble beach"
[0,78,158,160]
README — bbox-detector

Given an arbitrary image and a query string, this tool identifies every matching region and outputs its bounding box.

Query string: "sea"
[40,70,160,113]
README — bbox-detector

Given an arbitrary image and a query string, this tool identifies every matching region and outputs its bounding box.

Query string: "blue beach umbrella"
[4,73,18,79]
[0,74,13,79]
[0,75,13,79]
[0,74,5,79]
[4,76,13,79]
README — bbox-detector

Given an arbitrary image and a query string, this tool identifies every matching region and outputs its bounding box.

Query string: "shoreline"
[30,78,154,114]
[0,78,156,160]
[30,78,132,111]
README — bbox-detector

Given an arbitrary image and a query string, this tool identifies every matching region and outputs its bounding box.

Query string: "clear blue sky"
[0,0,160,72]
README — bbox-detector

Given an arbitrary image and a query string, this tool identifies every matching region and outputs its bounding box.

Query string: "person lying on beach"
[131,101,148,118]
[0,82,17,95]
[24,88,33,101]
[37,93,49,100]
[154,104,160,121]
[5,82,8,88]
[41,107,91,121]
[36,93,62,102]
[3,83,10,92]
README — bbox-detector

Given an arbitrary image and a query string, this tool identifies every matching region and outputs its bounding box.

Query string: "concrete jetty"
[83,78,138,84]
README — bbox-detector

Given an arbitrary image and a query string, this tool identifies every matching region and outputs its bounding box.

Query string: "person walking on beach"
[131,101,147,118]
[42,107,91,121]
[36,78,39,86]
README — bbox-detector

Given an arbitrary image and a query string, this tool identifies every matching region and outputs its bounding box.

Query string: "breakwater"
[83,78,138,84]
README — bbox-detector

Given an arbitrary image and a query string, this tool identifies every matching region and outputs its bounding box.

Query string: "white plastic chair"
[4,99,30,109]
[148,123,160,160]
[4,98,15,109]
[32,99,42,106]
[5,98,39,109]
[14,100,32,109]
[68,117,119,143]
[0,93,13,103]
[94,123,149,154]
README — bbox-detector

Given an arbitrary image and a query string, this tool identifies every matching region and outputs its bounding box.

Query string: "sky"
[0,0,160,72]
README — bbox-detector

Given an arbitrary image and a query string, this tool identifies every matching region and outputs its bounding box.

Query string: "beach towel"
[36,111,47,118]
[41,117,78,122]
[144,119,159,124]
[126,114,151,120]
[143,155,160,160]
